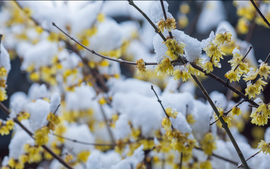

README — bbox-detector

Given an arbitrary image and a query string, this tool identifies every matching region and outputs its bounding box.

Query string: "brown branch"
[151,85,174,130]
[238,151,260,168]
[250,0,270,28]
[52,133,116,146]
[52,22,157,66]
[0,102,73,169]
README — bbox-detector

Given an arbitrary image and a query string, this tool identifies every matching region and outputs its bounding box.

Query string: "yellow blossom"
[33,126,50,146]
[250,103,269,126]
[243,69,259,81]
[77,151,90,163]
[23,7,33,17]
[98,97,106,105]
[97,13,105,22]
[0,88,7,101]
[47,32,58,42]
[157,19,166,33]
[237,18,249,34]
[180,3,190,14]
[0,125,9,135]
[245,83,260,99]
[200,133,216,155]
[136,59,147,77]
[155,58,174,76]
[203,42,225,62]
[200,160,212,169]
[165,39,186,60]
[136,162,146,169]
[166,107,178,118]
[8,158,24,169]
[0,66,7,78]
[186,114,196,124]
[258,140,270,154]
[225,70,241,83]
[64,154,73,162]
[17,112,30,121]
[115,139,125,154]
[259,62,270,79]
[47,113,60,130]
[165,18,176,32]
[203,61,213,74]
[6,120,14,130]
[214,32,232,45]
[177,14,188,29]
[173,69,191,82]
[231,107,241,116]
[161,117,171,130]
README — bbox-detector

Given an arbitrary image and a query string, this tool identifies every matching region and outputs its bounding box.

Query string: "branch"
[52,22,157,66]
[151,85,174,130]
[250,0,270,28]
[238,151,260,168]
[0,102,73,169]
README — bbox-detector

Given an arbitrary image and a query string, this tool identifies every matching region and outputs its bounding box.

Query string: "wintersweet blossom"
[200,160,213,169]
[173,69,191,82]
[136,59,147,77]
[231,107,241,116]
[165,107,178,118]
[258,140,270,154]
[155,58,174,76]
[250,103,270,126]
[165,39,186,60]
[225,70,241,83]
[200,133,217,155]
[203,42,225,63]
[259,62,270,79]
[161,117,171,130]
[214,31,232,45]
[203,61,214,74]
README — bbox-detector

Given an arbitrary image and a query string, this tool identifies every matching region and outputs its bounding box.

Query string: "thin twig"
[151,85,174,130]
[99,104,115,144]
[52,133,116,146]
[238,151,260,168]
[250,0,270,28]
[160,0,173,39]
[264,53,270,63]
[0,102,73,169]
[52,22,157,66]
[179,152,183,169]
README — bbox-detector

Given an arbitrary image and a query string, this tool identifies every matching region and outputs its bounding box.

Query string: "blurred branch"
[250,0,270,28]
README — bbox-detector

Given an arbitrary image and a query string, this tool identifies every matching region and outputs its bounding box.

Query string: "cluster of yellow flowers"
[200,133,217,156]
[0,66,8,101]
[250,102,270,126]
[203,31,232,72]
[0,120,14,136]
[157,18,176,33]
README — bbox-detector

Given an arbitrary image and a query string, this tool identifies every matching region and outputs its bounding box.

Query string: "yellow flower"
[0,125,9,135]
[245,83,260,99]
[97,13,105,22]
[200,160,212,169]
[47,32,59,42]
[157,19,166,33]
[224,70,241,83]
[33,126,50,146]
[165,39,186,60]
[98,97,106,105]
[47,113,60,130]
[258,140,270,154]
[0,88,7,101]
[237,18,249,34]
[214,32,232,45]
[136,162,146,169]
[17,112,30,121]
[115,139,125,154]
[6,120,14,130]
[64,154,73,163]
[231,107,241,116]
[77,151,90,163]
[200,133,216,155]
[259,62,270,79]
[165,18,176,32]
[161,117,171,130]
[180,3,190,14]
[155,58,174,76]
[203,61,213,74]
[136,59,147,77]
[170,138,186,152]
[0,66,7,78]
[238,62,249,74]
[23,7,33,17]
[166,107,178,118]
[250,103,269,126]
[255,78,267,91]
[186,114,196,124]
[203,42,225,62]
[173,69,191,82]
